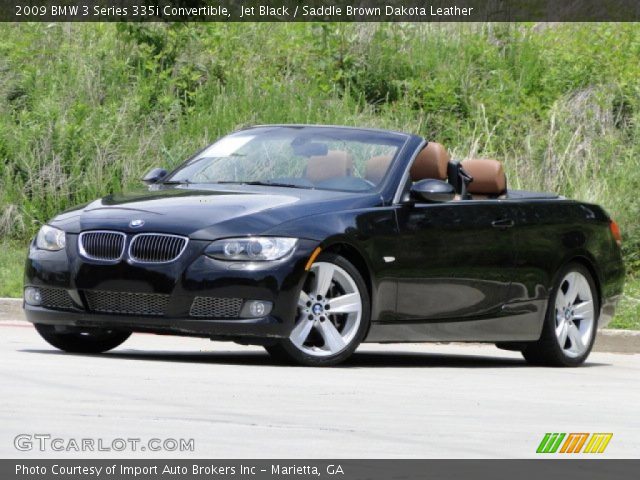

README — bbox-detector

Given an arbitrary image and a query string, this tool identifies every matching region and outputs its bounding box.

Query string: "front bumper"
[23,235,318,341]
[24,305,288,341]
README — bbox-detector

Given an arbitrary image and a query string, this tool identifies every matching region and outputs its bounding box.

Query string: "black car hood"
[50,185,380,240]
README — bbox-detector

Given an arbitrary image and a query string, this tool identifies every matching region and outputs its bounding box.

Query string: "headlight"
[36,225,66,251]
[206,237,298,261]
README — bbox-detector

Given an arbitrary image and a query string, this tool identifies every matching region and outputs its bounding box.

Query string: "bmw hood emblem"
[129,219,145,228]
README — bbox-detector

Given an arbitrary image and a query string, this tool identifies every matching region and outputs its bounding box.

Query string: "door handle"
[491,218,515,229]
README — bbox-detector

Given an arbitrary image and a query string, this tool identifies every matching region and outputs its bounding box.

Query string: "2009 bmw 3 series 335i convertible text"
[24,125,625,366]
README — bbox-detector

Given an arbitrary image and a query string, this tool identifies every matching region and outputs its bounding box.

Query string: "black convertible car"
[24,125,624,366]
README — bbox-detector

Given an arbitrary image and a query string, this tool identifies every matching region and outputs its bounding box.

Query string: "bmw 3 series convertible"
[24,125,625,366]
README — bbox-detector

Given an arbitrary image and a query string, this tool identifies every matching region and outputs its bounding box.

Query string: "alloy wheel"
[554,271,595,358]
[289,262,363,357]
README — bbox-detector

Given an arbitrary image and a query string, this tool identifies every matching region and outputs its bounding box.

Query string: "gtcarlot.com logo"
[14,434,195,452]
[536,433,612,454]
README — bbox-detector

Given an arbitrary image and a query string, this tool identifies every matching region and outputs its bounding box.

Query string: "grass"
[612,276,640,330]
[0,242,25,298]
[1,243,637,329]
[0,22,638,326]
[0,23,639,268]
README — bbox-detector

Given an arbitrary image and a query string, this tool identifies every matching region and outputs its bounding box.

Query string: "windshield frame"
[162,125,412,194]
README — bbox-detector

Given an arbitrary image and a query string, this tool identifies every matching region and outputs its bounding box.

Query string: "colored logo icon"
[536,433,613,454]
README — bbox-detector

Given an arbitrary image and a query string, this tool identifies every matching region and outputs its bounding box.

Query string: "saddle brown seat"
[460,159,507,199]
[305,150,353,182]
[410,142,450,182]
[364,155,393,185]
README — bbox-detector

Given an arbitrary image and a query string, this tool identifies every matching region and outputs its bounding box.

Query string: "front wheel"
[265,253,370,366]
[34,324,131,353]
[522,263,598,367]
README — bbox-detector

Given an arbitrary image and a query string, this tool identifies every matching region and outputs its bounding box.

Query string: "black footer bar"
[3,459,640,480]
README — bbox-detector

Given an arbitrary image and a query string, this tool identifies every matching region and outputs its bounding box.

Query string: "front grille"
[79,231,125,261]
[84,290,169,316]
[190,297,243,318]
[40,288,74,310]
[129,233,188,263]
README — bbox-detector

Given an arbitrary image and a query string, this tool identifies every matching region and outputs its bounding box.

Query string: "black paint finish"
[24,125,625,344]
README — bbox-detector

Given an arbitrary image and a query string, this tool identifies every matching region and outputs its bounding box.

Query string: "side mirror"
[142,168,167,185]
[410,179,455,203]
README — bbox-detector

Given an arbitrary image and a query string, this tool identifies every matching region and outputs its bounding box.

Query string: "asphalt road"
[1,321,639,459]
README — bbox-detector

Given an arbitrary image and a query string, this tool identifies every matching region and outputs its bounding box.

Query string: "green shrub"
[0,22,638,279]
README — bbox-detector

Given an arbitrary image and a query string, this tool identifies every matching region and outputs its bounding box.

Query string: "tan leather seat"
[305,150,353,182]
[460,159,507,197]
[365,155,393,184]
[410,142,450,181]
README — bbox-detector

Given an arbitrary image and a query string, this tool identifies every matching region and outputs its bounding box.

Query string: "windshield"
[165,126,407,192]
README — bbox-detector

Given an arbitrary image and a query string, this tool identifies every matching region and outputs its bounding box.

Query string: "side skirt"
[364,300,547,343]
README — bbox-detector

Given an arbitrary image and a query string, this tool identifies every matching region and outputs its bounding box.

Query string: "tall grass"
[0,22,639,274]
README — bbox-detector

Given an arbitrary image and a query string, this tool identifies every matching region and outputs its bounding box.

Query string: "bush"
[0,22,638,276]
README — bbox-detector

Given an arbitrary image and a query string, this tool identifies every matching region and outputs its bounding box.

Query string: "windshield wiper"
[162,180,191,185]
[216,181,313,189]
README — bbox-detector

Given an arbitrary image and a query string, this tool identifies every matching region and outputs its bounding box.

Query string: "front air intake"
[189,297,243,318]
[39,287,75,310]
[84,290,169,316]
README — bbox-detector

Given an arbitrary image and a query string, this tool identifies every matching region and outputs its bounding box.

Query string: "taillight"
[610,220,622,246]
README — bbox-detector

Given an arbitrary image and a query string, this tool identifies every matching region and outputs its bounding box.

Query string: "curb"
[593,329,640,354]
[1,297,638,354]
[0,297,22,323]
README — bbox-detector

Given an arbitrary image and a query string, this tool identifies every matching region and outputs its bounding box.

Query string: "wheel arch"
[321,241,376,339]
[560,255,603,313]
[321,242,373,302]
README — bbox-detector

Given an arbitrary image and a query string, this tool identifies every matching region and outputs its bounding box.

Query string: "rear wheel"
[522,263,598,367]
[34,324,131,353]
[265,253,370,366]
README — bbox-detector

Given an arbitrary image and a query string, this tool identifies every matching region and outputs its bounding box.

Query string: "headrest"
[410,142,450,181]
[306,150,353,182]
[461,159,507,195]
[365,155,393,185]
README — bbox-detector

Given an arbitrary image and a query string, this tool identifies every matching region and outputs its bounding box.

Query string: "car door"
[392,200,516,321]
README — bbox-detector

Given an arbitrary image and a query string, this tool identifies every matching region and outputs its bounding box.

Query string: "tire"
[34,324,131,354]
[265,253,371,366]
[522,263,599,367]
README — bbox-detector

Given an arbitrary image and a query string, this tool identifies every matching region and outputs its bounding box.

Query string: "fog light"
[240,300,273,318]
[24,287,42,306]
